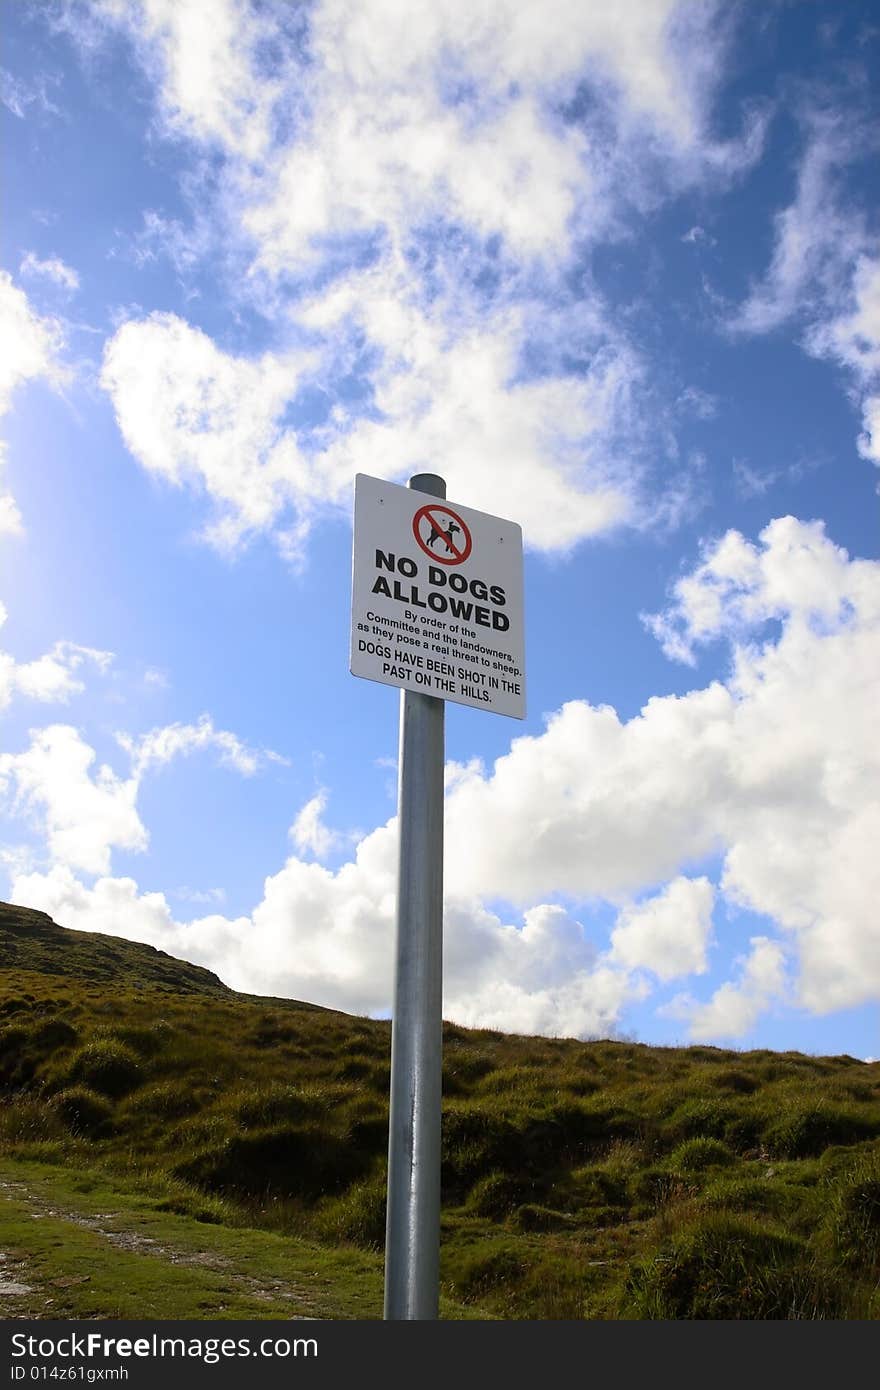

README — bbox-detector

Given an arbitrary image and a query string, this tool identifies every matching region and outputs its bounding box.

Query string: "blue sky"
[1,1,878,1057]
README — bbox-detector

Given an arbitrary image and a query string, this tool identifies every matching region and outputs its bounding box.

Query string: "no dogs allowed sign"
[350,474,525,718]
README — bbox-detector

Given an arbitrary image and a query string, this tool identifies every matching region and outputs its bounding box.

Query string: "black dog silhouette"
[427,519,461,554]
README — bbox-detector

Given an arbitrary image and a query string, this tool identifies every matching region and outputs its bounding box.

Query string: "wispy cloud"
[19,252,80,293]
[118,713,289,779]
[728,110,880,472]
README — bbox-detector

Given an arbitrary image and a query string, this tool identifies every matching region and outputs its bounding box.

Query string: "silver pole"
[384,472,446,1321]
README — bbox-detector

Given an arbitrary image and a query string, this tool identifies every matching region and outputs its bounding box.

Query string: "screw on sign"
[412,502,473,565]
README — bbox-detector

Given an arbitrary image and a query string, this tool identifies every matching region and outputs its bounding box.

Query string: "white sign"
[351,474,526,719]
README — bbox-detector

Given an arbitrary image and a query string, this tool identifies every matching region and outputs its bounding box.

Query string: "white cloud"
[682,225,714,245]
[807,254,880,382]
[0,725,146,876]
[859,393,880,467]
[730,116,865,337]
[0,475,23,538]
[91,1,767,558]
[808,255,880,472]
[243,0,755,273]
[443,517,880,1019]
[100,311,318,553]
[90,0,749,269]
[610,876,715,980]
[118,712,288,778]
[642,514,873,665]
[0,603,113,712]
[102,275,643,554]
[0,271,67,416]
[172,885,226,905]
[10,516,880,1035]
[1,711,287,878]
[289,790,342,861]
[19,252,80,293]
[730,116,880,473]
[667,936,788,1041]
[10,852,642,1038]
[0,272,70,536]
[298,258,641,550]
[0,66,60,120]
[91,0,291,162]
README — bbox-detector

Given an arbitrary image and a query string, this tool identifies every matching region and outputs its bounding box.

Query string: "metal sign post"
[384,473,446,1321]
[349,469,525,1319]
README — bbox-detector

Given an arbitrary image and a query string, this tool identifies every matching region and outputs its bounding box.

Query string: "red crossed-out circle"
[412,503,472,566]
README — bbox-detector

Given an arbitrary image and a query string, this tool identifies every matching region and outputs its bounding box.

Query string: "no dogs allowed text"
[350,473,525,719]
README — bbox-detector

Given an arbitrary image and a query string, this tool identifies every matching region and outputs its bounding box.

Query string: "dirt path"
[0,1175,322,1319]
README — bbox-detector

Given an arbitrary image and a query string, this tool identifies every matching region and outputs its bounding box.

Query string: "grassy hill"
[1,900,879,1319]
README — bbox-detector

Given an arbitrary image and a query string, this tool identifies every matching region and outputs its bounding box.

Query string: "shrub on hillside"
[700,1175,788,1217]
[52,1086,114,1137]
[450,1242,530,1302]
[569,1165,629,1209]
[0,1026,35,1086]
[0,1097,66,1144]
[512,1203,573,1233]
[825,1152,880,1272]
[174,1123,369,1201]
[621,1213,846,1319]
[0,1016,79,1088]
[711,1068,760,1094]
[763,1103,879,1159]
[466,1171,539,1219]
[318,1174,388,1249]
[121,1081,201,1122]
[669,1138,736,1172]
[664,1097,736,1144]
[234,1084,325,1129]
[65,1039,144,1099]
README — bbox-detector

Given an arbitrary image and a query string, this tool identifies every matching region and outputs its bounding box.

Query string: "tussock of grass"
[621,1213,849,1319]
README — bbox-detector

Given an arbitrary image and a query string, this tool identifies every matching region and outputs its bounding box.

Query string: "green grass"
[2,900,880,1319]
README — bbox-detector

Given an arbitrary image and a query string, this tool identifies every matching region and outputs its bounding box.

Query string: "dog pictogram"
[412,503,473,565]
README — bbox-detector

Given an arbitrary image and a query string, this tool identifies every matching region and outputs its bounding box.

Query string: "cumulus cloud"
[91,1,752,266]
[0,725,146,876]
[0,603,113,712]
[0,271,67,415]
[297,258,641,549]
[610,876,715,980]
[100,311,318,553]
[243,0,762,274]
[101,268,644,553]
[1,712,287,877]
[443,517,880,1018]
[641,514,873,664]
[0,271,69,533]
[664,936,788,1041]
[10,854,641,1038]
[9,515,880,1034]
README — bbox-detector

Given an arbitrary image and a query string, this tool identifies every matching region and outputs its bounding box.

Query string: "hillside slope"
[1,901,231,997]
[2,898,879,1319]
